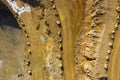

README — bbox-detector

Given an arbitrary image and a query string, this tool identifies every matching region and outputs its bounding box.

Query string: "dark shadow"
[21,0,44,8]
[99,77,108,80]
[0,2,21,31]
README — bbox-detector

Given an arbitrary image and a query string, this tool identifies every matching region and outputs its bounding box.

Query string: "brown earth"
[0,0,120,80]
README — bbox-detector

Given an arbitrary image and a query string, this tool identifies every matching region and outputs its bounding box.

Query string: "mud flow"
[0,9,24,80]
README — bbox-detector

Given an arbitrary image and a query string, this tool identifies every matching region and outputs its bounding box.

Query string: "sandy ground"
[55,0,86,80]
[1,0,120,80]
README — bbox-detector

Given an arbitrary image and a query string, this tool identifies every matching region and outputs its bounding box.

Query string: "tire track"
[106,0,120,80]
[92,0,118,79]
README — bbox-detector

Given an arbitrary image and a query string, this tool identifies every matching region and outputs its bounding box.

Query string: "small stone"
[115,24,119,30]
[50,0,54,2]
[58,31,62,36]
[24,60,30,66]
[57,54,62,59]
[116,7,120,13]
[60,71,62,75]
[104,64,108,70]
[59,38,62,43]
[59,44,63,51]
[107,50,111,54]
[27,42,30,46]
[28,70,31,73]
[56,20,61,25]
[18,19,21,22]
[117,16,120,20]
[54,12,59,17]
[52,5,56,9]
[112,30,115,34]
[28,71,32,75]
[106,56,109,61]
[108,42,113,47]
[111,35,114,40]
[115,23,118,28]
[26,61,31,66]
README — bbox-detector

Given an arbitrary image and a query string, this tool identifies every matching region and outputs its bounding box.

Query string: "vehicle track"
[108,2,120,79]
[108,28,120,80]
[93,0,118,78]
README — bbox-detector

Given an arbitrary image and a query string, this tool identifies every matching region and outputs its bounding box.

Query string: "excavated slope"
[0,0,120,80]
[0,9,24,80]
